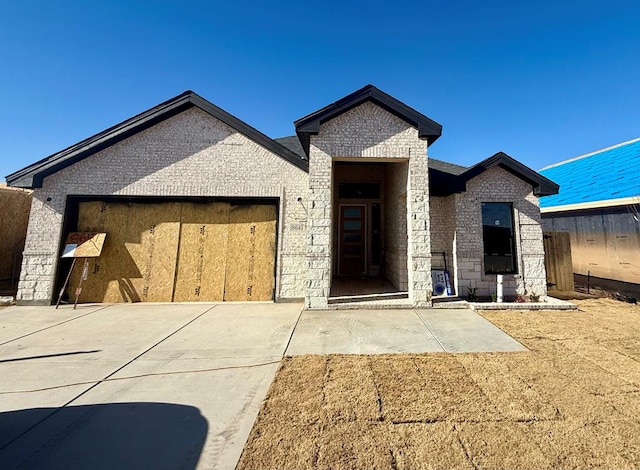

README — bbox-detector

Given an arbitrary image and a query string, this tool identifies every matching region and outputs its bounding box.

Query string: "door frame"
[337,203,367,276]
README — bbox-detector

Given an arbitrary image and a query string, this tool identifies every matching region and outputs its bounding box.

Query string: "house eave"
[6,91,308,189]
[541,196,639,214]
[460,152,559,197]
[294,84,442,157]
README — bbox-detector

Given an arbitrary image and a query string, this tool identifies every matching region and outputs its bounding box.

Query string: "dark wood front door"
[339,205,366,276]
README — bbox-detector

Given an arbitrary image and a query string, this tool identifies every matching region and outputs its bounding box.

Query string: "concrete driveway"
[0,302,302,470]
[0,303,523,469]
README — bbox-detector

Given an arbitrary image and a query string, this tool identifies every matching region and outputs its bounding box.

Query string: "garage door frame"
[56,195,280,303]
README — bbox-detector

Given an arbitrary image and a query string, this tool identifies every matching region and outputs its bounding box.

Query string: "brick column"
[408,144,432,307]
[305,146,332,309]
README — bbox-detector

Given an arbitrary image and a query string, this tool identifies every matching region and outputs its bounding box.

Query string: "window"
[481,202,517,274]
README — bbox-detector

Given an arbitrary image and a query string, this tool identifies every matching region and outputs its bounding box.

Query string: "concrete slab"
[0,302,524,469]
[0,302,303,470]
[286,309,445,355]
[416,308,527,352]
[0,304,107,344]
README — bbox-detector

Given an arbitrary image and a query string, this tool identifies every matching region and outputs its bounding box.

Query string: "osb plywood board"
[62,232,107,258]
[100,202,139,302]
[224,204,276,301]
[66,200,276,304]
[67,202,108,302]
[124,202,181,302]
[69,201,140,303]
[173,202,229,302]
[0,188,32,281]
[69,201,181,303]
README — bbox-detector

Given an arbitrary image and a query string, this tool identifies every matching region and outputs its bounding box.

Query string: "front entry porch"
[328,277,410,308]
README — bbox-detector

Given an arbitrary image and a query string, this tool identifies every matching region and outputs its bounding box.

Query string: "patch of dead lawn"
[238,298,640,469]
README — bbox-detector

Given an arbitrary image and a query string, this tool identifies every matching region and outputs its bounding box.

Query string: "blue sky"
[2,0,639,181]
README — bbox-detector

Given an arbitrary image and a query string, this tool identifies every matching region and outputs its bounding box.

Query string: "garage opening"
[58,198,278,303]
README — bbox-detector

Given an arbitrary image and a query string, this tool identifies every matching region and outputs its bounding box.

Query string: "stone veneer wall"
[384,161,408,290]
[17,108,309,304]
[429,195,456,290]
[453,166,547,299]
[306,101,432,308]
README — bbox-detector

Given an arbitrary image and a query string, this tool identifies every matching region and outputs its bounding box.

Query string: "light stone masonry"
[18,108,309,304]
[305,101,433,308]
[453,166,547,299]
[15,91,551,310]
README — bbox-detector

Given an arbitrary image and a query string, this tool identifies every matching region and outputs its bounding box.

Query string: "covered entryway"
[330,161,409,305]
[62,198,277,303]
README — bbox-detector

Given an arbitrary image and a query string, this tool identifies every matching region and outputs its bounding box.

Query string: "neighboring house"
[0,184,32,294]
[540,138,640,289]
[6,85,558,308]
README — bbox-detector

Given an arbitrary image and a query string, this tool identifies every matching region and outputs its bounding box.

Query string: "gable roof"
[461,152,559,197]
[6,91,308,188]
[539,137,640,211]
[294,84,443,157]
[429,152,559,197]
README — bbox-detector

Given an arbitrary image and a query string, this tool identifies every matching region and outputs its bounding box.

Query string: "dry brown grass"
[238,298,640,469]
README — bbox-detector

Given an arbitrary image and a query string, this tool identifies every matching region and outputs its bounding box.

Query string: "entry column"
[305,146,332,309]
[408,145,433,307]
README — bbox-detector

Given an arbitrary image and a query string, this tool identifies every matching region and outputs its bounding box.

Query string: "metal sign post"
[55,232,106,309]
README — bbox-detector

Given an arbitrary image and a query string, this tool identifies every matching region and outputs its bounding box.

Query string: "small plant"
[491,292,497,302]
[515,294,527,303]
[467,286,478,301]
[525,283,541,303]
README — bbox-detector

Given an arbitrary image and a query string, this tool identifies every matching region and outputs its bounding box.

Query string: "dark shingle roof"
[6,91,308,188]
[539,138,640,209]
[274,136,306,158]
[428,158,466,175]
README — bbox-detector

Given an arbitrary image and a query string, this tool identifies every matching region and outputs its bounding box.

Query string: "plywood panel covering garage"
[65,200,276,303]
[172,202,230,302]
[224,204,277,301]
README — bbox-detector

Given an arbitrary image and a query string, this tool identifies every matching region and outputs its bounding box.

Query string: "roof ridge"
[541,137,640,170]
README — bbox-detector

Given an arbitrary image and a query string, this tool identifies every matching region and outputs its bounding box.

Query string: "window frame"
[481,202,518,275]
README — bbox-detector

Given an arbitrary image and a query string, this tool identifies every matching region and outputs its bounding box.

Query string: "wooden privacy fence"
[543,231,574,292]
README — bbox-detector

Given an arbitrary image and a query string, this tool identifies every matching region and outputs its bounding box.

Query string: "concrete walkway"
[285,308,526,355]
[0,303,523,470]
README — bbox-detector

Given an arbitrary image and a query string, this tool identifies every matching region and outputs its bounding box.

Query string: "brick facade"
[452,166,547,299]
[17,108,308,304]
[13,89,551,308]
[305,101,432,308]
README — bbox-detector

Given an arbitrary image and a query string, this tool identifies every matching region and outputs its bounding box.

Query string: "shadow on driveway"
[0,402,208,470]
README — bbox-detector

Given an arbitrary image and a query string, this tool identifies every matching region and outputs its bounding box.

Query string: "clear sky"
[1,0,639,181]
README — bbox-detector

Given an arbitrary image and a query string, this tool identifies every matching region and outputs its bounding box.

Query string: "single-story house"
[540,138,640,290]
[6,85,558,308]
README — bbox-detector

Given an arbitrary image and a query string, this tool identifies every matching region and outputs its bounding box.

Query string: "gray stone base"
[16,299,52,306]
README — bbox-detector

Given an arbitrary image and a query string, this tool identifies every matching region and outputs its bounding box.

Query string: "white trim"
[540,137,640,170]
[541,196,640,213]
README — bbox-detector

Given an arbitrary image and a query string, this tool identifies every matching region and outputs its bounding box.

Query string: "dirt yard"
[238,298,640,469]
